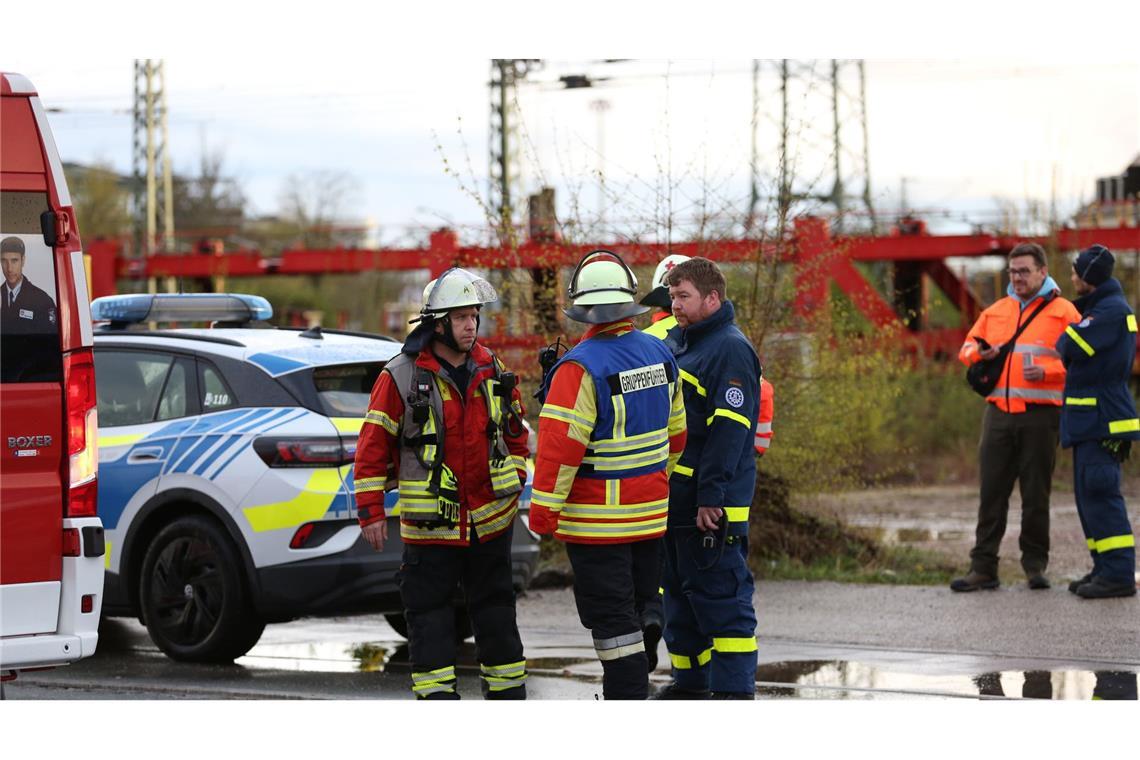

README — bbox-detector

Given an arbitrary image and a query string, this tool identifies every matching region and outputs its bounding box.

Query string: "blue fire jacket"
[1056,277,1140,448]
[667,300,762,536]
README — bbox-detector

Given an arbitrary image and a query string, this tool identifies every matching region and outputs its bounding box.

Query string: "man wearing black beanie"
[1056,244,1139,598]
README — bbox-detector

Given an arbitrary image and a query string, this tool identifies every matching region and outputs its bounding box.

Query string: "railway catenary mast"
[132,59,174,259]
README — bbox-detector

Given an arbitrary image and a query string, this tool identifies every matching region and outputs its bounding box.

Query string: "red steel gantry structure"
[85,217,1140,374]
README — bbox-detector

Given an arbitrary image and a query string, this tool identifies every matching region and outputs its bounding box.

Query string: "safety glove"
[1100,438,1132,463]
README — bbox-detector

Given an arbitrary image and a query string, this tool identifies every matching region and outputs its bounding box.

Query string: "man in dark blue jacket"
[655,257,762,699]
[1056,244,1139,599]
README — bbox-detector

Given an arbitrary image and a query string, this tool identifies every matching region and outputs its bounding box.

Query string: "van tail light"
[62,528,81,557]
[64,349,98,517]
[253,437,353,467]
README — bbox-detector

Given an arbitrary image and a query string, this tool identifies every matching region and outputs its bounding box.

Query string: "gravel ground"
[806,480,1140,583]
[520,579,1140,666]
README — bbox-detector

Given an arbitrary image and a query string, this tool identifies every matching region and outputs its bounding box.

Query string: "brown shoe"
[950,571,1000,592]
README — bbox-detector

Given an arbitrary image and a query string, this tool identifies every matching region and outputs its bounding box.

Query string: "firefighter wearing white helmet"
[414,267,499,351]
[530,249,688,698]
[354,265,531,699]
[642,253,690,340]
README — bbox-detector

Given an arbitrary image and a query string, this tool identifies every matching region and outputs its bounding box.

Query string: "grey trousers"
[969,403,1060,577]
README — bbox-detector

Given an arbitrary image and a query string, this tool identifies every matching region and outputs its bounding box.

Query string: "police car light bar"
[91,293,273,325]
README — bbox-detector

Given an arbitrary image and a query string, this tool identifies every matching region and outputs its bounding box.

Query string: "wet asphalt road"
[4,580,1137,700]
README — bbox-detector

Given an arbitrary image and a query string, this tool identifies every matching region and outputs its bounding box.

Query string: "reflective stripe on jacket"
[643,312,676,340]
[1057,277,1140,448]
[532,321,687,544]
[958,290,1080,413]
[352,342,529,546]
[754,378,774,456]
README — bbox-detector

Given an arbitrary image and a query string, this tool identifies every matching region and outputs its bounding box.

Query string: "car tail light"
[64,349,98,517]
[290,523,316,549]
[253,437,353,467]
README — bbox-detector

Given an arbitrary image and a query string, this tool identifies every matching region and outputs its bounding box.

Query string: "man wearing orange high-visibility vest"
[530,250,687,700]
[951,242,1080,593]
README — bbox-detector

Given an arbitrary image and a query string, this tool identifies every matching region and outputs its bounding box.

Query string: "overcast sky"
[6,3,1139,245]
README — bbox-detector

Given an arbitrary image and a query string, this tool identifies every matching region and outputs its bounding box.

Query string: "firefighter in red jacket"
[530,250,687,699]
[354,268,530,699]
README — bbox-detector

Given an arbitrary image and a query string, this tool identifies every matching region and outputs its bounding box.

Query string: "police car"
[92,293,539,663]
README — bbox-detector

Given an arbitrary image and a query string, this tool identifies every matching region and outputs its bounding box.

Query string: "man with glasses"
[952,243,1080,592]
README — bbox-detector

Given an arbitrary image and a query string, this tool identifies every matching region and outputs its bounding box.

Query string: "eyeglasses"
[1007,267,1038,277]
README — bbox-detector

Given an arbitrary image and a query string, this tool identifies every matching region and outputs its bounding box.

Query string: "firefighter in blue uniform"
[1056,245,1139,599]
[654,256,761,699]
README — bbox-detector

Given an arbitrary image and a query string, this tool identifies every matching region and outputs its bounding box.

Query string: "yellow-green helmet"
[563,250,649,324]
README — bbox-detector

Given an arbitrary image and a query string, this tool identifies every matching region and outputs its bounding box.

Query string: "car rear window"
[312,363,384,418]
[94,351,174,427]
[1,191,61,383]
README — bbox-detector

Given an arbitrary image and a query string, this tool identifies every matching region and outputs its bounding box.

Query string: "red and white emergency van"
[0,72,103,681]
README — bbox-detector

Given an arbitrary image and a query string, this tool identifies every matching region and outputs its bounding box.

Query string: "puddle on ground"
[235,640,601,678]
[756,660,1138,700]
[849,521,969,546]
[233,640,1137,700]
[235,640,407,673]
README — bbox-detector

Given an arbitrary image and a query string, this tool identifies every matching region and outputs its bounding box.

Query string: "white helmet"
[652,253,690,290]
[640,252,690,308]
[564,250,649,324]
[419,267,498,320]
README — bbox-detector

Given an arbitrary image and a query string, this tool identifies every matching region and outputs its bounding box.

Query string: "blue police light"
[91,293,273,325]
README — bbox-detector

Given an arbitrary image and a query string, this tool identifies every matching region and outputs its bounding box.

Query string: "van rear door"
[1,72,101,670]
[1,84,66,631]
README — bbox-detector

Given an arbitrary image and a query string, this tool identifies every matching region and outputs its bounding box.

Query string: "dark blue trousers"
[662,531,757,694]
[1073,440,1137,583]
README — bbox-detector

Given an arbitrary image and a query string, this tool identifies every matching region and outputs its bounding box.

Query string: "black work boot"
[419,690,461,700]
[652,683,710,700]
[1076,577,1137,599]
[1026,573,1050,590]
[1068,573,1093,594]
[711,691,755,700]
[950,571,1000,592]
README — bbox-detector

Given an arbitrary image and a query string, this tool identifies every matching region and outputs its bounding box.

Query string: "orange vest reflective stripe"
[754,378,774,455]
[958,293,1081,413]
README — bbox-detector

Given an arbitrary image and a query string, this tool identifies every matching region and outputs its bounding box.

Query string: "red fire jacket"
[353,341,529,546]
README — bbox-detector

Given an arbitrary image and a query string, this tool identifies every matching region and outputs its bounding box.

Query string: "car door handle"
[128,447,163,463]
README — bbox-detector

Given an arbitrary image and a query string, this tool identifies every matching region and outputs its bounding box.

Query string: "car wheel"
[139,515,265,663]
[384,608,473,642]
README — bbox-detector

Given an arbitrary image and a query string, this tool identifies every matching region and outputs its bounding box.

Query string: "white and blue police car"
[91,293,538,663]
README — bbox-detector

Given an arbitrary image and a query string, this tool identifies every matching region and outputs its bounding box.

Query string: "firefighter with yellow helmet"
[530,249,687,699]
[354,267,531,699]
